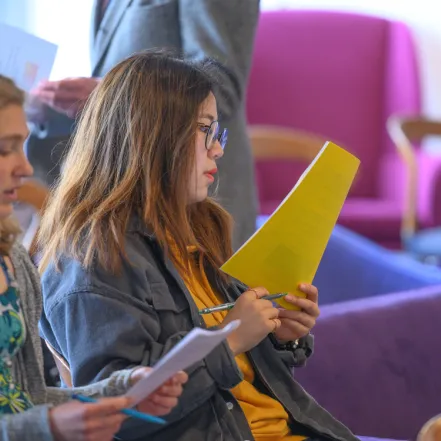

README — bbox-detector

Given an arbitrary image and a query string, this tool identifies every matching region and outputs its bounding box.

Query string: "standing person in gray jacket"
[0,75,187,441]
[29,0,259,250]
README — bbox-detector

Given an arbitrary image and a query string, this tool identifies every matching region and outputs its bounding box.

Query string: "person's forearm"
[0,405,54,441]
[45,368,135,407]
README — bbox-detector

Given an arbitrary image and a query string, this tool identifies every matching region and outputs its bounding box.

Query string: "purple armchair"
[246,10,441,248]
[295,286,441,440]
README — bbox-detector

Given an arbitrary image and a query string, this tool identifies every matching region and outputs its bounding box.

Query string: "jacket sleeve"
[41,265,243,439]
[268,333,315,369]
[178,0,260,120]
[44,368,135,406]
[0,368,149,441]
[0,406,54,441]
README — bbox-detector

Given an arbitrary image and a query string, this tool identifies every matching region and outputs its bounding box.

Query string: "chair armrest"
[416,150,441,227]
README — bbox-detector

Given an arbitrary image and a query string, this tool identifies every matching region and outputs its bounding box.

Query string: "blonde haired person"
[0,75,187,441]
[38,51,358,441]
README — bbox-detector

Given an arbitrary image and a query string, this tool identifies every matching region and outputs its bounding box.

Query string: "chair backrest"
[249,125,326,160]
[44,339,73,387]
[248,125,329,210]
[247,10,420,199]
[387,116,441,237]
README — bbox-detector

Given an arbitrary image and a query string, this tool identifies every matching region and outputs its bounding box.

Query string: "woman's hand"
[49,396,130,441]
[49,368,188,441]
[273,284,320,342]
[129,367,188,415]
[221,287,281,355]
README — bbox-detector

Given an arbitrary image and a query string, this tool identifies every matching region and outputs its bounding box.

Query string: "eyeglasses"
[197,121,228,150]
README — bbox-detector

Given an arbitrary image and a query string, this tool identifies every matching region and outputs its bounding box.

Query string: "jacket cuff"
[269,333,314,368]
[294,333,314,367]
[1,405,55,441]
[104,368,137,396]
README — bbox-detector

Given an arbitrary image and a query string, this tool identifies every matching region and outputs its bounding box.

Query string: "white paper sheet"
[0,22,58,92]
[126,320,241,406]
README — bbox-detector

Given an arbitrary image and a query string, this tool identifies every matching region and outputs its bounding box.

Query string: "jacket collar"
[127,214,155,238]
[90,0,133,75]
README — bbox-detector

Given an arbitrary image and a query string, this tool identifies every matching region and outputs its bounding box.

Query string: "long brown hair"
[0,76,25,254]
[38,51,233,281]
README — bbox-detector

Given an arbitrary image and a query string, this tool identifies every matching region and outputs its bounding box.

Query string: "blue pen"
[71,394,166,425]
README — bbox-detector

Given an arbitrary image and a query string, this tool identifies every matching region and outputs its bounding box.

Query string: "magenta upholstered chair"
[246,10,441,248]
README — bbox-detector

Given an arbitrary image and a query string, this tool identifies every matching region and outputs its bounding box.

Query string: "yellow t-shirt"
[179,252,306,441]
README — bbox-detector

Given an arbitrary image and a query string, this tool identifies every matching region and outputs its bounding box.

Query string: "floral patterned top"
[0,255,32,414]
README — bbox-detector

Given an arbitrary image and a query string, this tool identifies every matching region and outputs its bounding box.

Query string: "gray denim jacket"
[40,218,359,441]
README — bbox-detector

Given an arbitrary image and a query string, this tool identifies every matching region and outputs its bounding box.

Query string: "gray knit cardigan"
[0,244,134,441]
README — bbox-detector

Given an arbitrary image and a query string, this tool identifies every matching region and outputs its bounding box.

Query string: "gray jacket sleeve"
[179,0,260,119]
[44,368,135,406]
[41,231,243,440]
[0,369,136,441]
[275,333,315,369]
[0,244,137,441]
[0,369,134,441]
[41,286,243,439]
[0,406,54,441]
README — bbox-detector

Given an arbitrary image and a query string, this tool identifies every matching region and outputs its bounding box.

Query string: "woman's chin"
[0,203,13,220]
[188,190,209,205]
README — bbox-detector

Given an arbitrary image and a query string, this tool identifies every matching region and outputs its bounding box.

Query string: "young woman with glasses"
[37,51,358,441]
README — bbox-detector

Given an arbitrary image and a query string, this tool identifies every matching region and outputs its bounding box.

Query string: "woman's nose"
[16,153,34,178]
[210,140,224,160]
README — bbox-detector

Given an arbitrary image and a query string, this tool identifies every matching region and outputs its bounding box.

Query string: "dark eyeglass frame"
[197,121,228,150]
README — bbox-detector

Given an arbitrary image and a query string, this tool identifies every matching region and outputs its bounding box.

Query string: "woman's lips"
[204,168,218,182]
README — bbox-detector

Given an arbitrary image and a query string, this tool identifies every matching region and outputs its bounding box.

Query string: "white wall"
[15,0,441,120]
[25,0,93,79]
[0,0,32,29]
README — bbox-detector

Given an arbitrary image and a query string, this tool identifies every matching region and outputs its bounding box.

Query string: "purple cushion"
[295,286,441,439]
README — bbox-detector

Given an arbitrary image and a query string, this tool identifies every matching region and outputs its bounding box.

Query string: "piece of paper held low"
[0,22,58,92]
[126,320,241,406]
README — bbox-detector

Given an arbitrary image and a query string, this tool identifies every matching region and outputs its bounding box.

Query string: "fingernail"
[285,295,295,302]
[299,284,306,289]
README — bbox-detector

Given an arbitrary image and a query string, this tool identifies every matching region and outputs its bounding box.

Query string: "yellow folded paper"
[221,141,360,310]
